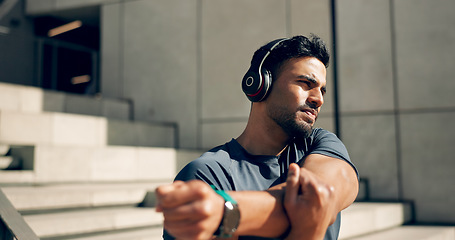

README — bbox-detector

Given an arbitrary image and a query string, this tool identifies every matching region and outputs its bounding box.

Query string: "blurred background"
[0,0,454,239]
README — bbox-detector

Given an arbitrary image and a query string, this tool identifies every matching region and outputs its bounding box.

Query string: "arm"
[231,154,358,237]
[156,154,358,239]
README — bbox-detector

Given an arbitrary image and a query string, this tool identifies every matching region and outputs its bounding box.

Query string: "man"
[156,35,359,240]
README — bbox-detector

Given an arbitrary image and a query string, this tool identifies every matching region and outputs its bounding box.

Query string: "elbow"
[336,166,359,211]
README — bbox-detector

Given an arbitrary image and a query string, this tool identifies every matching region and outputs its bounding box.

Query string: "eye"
[321,87,327,96]
[298,80,311,87]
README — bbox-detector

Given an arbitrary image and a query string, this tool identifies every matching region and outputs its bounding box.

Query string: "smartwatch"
[210,185,241,238]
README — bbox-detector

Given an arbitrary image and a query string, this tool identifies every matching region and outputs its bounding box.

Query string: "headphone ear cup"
[242,70,261,102]
[241,67,272,102]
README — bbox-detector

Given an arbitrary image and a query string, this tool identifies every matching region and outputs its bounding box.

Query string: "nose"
[306,89,324,108]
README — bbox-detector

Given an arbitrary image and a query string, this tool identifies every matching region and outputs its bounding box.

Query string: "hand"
[155,180,225,240]
[284,163,336,240]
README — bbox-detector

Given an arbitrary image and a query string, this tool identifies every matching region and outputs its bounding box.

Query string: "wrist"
[211,185,241,238]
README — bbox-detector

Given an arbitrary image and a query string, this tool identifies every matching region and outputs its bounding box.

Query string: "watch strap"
[210,185,240,238]
[210,185,237,204]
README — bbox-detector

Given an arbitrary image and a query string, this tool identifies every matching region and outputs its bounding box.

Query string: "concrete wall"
[0,0,35,86]
[337,0,455,223]
[394,0,455,224]
[101,0,199,149]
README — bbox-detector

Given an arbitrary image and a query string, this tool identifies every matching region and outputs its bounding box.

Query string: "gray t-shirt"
[164,128,358,240]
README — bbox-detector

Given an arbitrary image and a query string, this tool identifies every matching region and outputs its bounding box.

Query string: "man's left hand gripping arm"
[282,154,359,240]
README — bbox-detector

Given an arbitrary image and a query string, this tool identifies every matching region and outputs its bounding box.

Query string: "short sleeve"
[174,149,235,191]
[307,128,359,178]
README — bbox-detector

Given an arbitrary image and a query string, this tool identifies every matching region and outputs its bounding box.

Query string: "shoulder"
[297,128,359,178]
[311,128,340,141]
[307,128,346,149]
[174,140,235,184]
[192,142,234,168]
[295,128,344,150]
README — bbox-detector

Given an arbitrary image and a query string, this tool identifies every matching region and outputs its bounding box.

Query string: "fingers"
[161,197,213,221]
[156,180,211,209]
[284,163,300,206]
[285,165,335,208]
[295,168,336,219]
[297,168,317,198]
[155,181,184,211]
[155,180,225,240]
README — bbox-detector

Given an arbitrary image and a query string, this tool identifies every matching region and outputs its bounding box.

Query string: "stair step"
[0,170,35,183]
[0,82,43,113]
[0,110,176,148]
[23,206,163,239]
[0,82,131,120]
[345,226,455,240]
[0,110,107,147]
[0,145,200,183]
[33,145,178,182]
[3,181,168,211]
[65,228,163,240]
[339,202,412,239]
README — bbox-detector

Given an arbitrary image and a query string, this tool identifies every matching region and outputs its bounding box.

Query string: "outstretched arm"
[156,154,358,239]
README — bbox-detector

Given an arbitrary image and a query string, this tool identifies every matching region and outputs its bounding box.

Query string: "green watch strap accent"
[210,185,237,204]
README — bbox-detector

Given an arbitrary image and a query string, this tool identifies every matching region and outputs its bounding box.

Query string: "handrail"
[0,188,39,240]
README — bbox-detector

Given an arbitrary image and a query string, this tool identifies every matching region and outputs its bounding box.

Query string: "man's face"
[265,56,327,138]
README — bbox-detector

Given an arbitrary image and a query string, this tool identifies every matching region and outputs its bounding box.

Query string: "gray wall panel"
[314,115,335,134]
[341,114,399,200]
[201,120,246,150]
[0,0,35,86]
[122,0,198,148]
[337,0,394,112]
[400,112,455,222]
[394,0,455,110]
[201,0,287,120]
[101,3,122,98]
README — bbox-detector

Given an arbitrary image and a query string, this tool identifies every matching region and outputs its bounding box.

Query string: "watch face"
[223,202,240,234]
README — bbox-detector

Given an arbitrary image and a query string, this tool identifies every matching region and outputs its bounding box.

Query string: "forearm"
[229,188,289,238]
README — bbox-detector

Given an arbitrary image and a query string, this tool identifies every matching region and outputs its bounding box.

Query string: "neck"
[236,106,290,156]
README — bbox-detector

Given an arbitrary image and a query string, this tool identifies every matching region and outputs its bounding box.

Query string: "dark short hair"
[252,34,330,79]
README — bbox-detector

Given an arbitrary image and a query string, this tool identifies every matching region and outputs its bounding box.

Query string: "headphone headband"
[242,38,289,102]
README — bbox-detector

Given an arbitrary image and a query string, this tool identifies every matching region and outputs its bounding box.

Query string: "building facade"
[0,0,454,225]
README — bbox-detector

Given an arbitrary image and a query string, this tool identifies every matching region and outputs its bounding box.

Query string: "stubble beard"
[268,105,315,139]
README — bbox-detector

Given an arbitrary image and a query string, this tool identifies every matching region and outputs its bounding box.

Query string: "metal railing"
[0,189,39,240]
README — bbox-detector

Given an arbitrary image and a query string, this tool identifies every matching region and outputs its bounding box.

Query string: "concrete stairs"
[2,182,452,240]
[0,82,176,149]
[339,180,455,240]
[0,82,453,239]
[2,181,165,239]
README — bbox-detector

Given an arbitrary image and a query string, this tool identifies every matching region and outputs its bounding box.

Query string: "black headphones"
[242,38,289,102]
